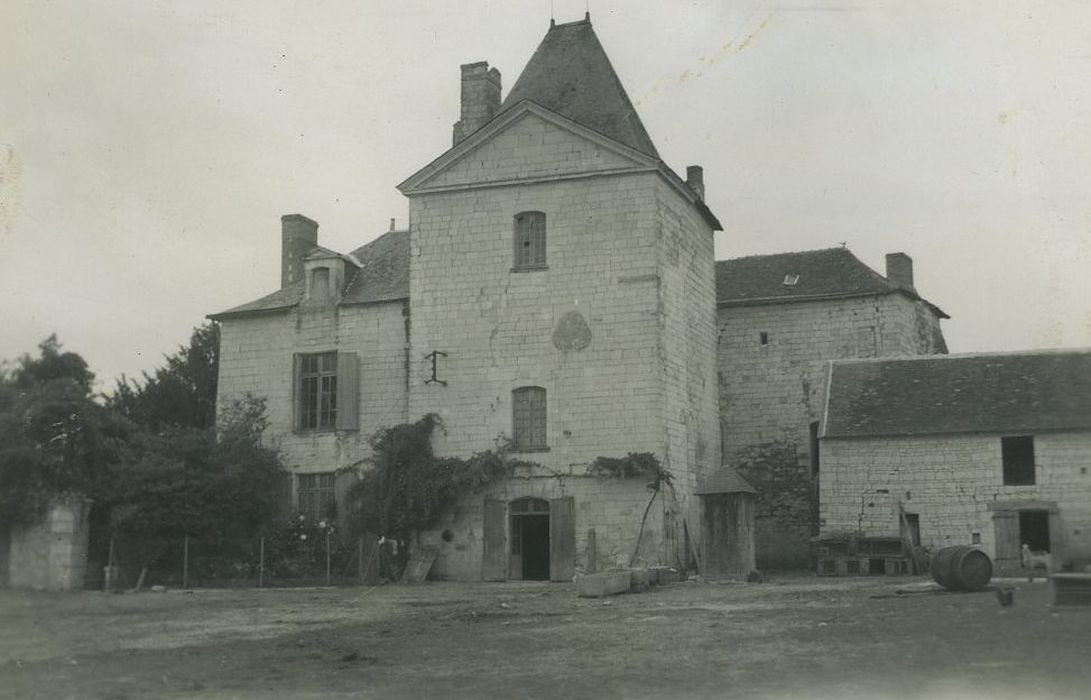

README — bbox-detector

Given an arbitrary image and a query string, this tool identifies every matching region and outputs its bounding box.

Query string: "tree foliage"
[0,336,126,527]
[348,414,520,540]
[108,323,219,430]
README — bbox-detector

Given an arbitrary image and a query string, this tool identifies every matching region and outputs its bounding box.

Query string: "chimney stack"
[281,214,318,288]
[885,252,915,290]
[452,62,502,146]
[686,165,705,200]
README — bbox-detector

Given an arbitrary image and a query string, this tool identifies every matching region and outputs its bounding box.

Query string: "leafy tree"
[0,337,126,528]
[108,323,219,430]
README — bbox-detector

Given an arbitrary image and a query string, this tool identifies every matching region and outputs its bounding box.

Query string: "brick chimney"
[281,214,318,288]
[686,165,705,200]
[885,252,915,290]
[452,62,502,146]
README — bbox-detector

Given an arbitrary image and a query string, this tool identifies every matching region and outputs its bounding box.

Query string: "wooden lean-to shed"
[697,469,757,577]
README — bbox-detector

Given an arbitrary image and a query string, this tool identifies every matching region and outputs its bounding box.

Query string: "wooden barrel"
[931,545,993,591]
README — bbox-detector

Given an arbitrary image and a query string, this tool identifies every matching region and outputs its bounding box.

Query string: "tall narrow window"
[512,386,547,450]
[513,211,546,270]
[1002,435,1035,485]
[298,472,336,520]
[299,352,338,430]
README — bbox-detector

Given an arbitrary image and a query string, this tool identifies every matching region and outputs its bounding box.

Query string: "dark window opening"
[821,559,836,575]
[809,421,820,475]
[513,211,546,270]
[845,560,861,575]
[759,331,769,346]
[1019,510,1050,552]
[513,386,547,450]
[300,352,338,430]
[902,513,920,547]
[868,558,885,575]
[1002,435,1035,485]
[298,472,336,521]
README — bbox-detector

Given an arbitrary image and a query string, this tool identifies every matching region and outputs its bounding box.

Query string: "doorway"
[510,498,550,581]
[1019,510,1050,552]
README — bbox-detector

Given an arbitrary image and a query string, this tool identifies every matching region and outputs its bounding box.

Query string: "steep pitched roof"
[823,350,1091,438]
[501,17,659,158]
[208,230,409,320]
[715,247,948,318]
[696,468,757,495]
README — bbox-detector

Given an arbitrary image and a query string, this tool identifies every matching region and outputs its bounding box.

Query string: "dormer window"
[513,211,547,271]
[783,274,800,286]
[311,267,331,301]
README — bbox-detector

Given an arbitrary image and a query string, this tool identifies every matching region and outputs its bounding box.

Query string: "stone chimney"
[452,62,502,146]
[885,252,915,290]
[281,214,318,288]
[686,165,705,200]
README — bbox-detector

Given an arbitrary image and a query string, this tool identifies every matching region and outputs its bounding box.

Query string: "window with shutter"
[512,386,547,450]
[513,211,546,270]
[294,350,358,432]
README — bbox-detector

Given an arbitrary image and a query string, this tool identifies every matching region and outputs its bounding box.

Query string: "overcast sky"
[3,0,1090,389]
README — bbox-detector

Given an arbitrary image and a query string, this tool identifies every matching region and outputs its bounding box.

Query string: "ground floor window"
[298,472,336,521]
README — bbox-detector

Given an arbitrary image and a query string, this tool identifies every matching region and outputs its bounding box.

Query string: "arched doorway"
[510,497,550,580]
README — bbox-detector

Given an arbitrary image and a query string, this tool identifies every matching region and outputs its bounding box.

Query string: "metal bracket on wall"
[425,350,447,386]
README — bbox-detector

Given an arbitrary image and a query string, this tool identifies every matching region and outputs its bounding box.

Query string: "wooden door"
[549,496,575,582]
[482,499,507,581]
[993,511,1020,576]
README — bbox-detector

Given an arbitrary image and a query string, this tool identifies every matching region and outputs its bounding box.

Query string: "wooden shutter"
[291,354,303,431]
[482,498,507,581]
[336,352,358,431]
[550,496,575,582]
[993,511,1020,575]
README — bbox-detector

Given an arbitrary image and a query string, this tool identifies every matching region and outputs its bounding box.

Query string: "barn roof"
[822,350,1091,438]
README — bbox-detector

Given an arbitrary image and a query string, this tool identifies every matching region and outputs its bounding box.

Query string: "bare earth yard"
[0,575,1087,699]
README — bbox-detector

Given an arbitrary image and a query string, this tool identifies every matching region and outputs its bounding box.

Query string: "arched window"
[513,211,546,270]
[512,386,547,450]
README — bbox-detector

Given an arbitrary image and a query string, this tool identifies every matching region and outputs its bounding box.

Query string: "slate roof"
[715,247,948,318]
[823,350,1091,438]
[209,230,409,320]
[696,468,757,495]
[501,17,659,158]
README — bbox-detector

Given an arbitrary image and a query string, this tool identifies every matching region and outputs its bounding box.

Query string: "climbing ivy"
[347,414,527,541]
[588,452,673,490]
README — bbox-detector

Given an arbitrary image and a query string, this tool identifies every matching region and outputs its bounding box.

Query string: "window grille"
[513,212,546,270]
[512,386,547,450]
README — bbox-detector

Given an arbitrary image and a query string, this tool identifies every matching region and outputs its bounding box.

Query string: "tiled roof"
[823,350,1091,438]
[696,468,757,495]
[715,247,948,318]
[209,230,409,320]
[501,17,659,158]
[342,230,409,305]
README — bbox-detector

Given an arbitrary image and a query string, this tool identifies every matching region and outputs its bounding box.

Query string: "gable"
[399,102,659,195]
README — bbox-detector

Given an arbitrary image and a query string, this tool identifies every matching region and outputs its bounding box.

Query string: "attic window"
[783,274,800,286]
[759,332,769,346]
[311,267,331,301]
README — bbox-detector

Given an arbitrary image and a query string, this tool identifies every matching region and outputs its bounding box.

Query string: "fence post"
[325,529,332,587]
[258,536,265,588]
[182,535,189,589]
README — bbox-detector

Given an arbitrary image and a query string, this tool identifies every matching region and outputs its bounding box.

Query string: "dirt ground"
[0,574,1088,700]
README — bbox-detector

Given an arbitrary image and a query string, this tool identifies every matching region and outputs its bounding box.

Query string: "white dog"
[1021,543,1051,581]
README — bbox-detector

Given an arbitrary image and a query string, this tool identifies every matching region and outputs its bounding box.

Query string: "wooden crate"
[1051,573,1091,606]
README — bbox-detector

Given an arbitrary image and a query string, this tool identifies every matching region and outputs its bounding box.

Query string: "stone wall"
[716,292,945,568]
[6,498,92,591]
[216,300,409,496]
[420,474,674,580]
[820,431,1091,566]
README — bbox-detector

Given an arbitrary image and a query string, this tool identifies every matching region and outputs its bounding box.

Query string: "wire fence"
[92,529,401,590]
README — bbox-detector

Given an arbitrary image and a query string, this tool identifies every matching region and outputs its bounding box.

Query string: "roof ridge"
[830,347,1091,365]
